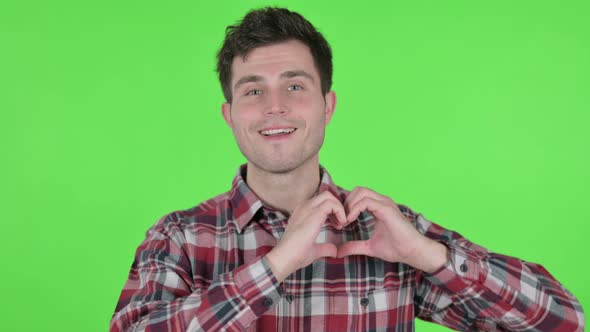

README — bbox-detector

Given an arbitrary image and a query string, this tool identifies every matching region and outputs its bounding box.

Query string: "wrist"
[265,247,291,283]
[406,238,449,274]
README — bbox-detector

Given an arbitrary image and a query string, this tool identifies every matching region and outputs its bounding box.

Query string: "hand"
[337,187,448,273]
[265,191,347,282]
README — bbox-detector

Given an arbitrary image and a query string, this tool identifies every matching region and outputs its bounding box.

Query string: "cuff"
[233,256,283,318]
[424,242,485,294]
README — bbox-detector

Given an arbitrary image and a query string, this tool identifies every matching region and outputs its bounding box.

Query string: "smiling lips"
[259,127,298,139]
[260,128,296,136]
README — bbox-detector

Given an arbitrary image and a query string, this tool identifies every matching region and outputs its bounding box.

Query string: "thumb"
[337,240,371,258]
[313,243,338,259]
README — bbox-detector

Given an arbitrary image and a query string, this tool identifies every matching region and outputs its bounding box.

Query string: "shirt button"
[268,212,277,219]
[360,297,370,306]
[460,262,468,272]
[285,294,295,303]
[263,297,273,307]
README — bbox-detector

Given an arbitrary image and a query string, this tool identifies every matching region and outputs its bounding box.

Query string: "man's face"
[222,39,336,174]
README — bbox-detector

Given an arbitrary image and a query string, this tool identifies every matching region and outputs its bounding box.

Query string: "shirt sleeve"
[410,212,585,331]
[109,216,283,332]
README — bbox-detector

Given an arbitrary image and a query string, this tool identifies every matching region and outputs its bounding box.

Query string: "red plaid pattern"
[110,164,584,331]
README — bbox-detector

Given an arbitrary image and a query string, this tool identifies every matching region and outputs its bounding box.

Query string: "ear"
[221,102,232,128]
[324,91,337,125]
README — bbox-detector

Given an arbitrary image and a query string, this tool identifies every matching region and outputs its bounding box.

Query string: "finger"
[337,240,372,258]
[346,196,372,222]
[343,186,363,216]
[314,243,338,259]
[327,213,345,230]
[353,187,390,203]
[345,187,389,222]
[319,197,347,228]
[305,191,347,230]
[344,186,370,222]
[310,190,338,207]
[311,191,346,223]
[347,197,391,223]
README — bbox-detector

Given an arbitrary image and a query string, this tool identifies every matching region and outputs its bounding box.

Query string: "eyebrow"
[280,70,315,81]
[233,70,315,91]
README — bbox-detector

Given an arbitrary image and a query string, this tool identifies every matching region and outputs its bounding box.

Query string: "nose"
[265,91,288,116]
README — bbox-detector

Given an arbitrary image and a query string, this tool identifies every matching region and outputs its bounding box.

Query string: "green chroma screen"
[1,0,588,330]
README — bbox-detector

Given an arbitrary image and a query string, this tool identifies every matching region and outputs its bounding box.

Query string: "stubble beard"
[240,134,324,175]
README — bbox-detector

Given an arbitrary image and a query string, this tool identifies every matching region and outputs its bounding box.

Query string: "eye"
[288,84,303,91]
[246,89,262,96]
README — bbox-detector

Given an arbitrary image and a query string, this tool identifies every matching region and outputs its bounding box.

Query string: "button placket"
[360,297,370,307]
[263,297,273,307]
[460,261,468,273]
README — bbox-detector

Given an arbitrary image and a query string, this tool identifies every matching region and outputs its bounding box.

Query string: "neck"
[246,157,321,215]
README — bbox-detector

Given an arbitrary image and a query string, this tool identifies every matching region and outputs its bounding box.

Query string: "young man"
[110,7,584,331]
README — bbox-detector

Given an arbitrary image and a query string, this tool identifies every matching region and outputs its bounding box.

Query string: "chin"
[247,155,309,175]
[258,160,300,174]
[241,145,321,175]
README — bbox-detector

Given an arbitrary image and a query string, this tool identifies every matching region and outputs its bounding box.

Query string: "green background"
[1,0,588,331]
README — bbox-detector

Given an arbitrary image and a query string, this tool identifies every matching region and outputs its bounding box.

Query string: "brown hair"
[216,7,333,103]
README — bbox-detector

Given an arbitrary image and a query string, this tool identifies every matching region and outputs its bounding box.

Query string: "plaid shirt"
[110,164,584,331]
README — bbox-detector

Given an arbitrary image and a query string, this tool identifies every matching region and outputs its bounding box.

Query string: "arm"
[109,216,282,332]
[413,212,585,331]
[336,186,584,331]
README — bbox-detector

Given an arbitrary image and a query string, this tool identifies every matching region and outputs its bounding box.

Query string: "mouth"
[258,127,298,139]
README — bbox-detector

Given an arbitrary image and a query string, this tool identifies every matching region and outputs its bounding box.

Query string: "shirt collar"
[229,163,342,233]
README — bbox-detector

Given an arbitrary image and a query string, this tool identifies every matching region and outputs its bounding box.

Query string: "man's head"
[218,7,337,175]
[216,7,333,104]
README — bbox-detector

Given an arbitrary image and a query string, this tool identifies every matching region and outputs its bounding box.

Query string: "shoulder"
[149,191,235,236]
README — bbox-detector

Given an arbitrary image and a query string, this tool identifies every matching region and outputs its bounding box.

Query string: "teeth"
[260,128,296,136]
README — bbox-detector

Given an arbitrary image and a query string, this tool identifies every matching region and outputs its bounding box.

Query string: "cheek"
[289,93,315,108]
[231,113,257,139]
[300,99,327,124]
[288,94,325,115]
[239,97,262,108]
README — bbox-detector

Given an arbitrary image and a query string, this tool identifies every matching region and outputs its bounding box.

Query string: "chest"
[189,222,419,331]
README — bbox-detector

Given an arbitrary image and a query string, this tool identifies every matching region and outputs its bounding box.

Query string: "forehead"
[231,40,319,84]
